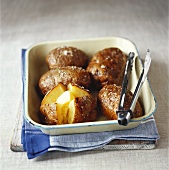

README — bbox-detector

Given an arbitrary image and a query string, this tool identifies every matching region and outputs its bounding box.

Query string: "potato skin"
[72,95,97,123]
[46,46,89,69]
[39,66,91,95]
[87,48,127,90]
[98,84,143,120]
[40,103,58,125]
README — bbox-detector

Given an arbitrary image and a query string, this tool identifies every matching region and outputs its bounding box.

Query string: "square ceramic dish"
[23,37,157,135]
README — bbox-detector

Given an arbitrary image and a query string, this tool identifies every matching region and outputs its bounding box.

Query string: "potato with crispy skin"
[87,48,127,90]
[39,66,91,95]
[67,84,97,124]
[40,83,66,125]
[98,84,143,120]
[40,83,97,125]
[68,95,97,124]
[40,103,58,125]
[46,46,89,69]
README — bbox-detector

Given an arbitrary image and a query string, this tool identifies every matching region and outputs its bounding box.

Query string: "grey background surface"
[1,0,168,169]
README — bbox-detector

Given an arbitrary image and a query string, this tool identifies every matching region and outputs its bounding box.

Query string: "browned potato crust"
[87,48,127,89]
[46,46,89,69]
[39,66,91,95]
[98,84,143,120]
[70,96,97,123]
[40,103,58,125]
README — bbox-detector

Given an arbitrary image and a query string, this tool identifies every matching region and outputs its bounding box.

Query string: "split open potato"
[40,83,97,125]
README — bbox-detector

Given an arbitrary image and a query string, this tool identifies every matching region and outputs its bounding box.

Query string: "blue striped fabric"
[22,117,159,159]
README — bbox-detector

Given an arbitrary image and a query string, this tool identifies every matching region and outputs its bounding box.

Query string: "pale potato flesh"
[56,90,75,124]
[68,100,75,124]
[67,83,89,97]
[41,83,66,105]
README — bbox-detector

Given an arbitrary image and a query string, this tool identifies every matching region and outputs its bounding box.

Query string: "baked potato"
[98,84,143,120]
[39,66,91,95]
[46,46,89,69]
[87,48,127,90]
[40,83,66,125]
[40,83,97,125]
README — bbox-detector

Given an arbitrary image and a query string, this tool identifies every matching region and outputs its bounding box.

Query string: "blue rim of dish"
[22,36,157,130]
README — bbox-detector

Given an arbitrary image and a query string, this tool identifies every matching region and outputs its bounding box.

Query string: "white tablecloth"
[1,0,168,169]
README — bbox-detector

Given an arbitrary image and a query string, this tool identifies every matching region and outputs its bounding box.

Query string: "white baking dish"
[23,37,157,135]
